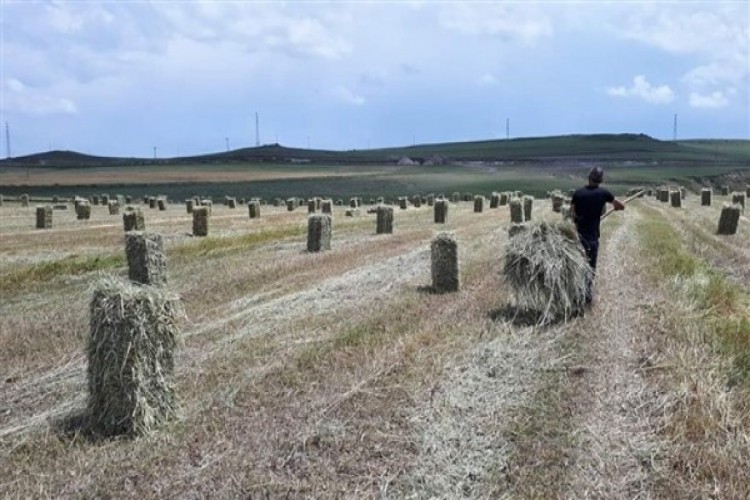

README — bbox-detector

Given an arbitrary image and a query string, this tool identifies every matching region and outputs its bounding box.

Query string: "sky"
[1,0,748,158]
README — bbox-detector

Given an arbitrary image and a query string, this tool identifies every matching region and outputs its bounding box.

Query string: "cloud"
[607,75,675,104]
[3,78,78,115]
[438,4,553,43]
[689,91,729,109]
[478,74,498,86]
[333,86,365,106]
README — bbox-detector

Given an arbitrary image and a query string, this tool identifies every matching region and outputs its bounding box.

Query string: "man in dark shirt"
[571,166,624,303]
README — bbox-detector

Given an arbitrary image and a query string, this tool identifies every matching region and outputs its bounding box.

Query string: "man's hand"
[613,199,625,211]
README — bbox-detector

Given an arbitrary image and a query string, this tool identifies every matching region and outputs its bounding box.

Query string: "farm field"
[1,190,750,497]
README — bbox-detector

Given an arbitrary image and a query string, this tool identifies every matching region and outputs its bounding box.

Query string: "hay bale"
[125,196,132,204]
[451,192,460,203]
[721,186,729,196]
[335,199,344,206]
[718,204,741,235]
[427,194,435,206]
[474,195,485,213]
[101,194,110,205]
[509,198,523,223]
[123,208,145,232]
[523,196,533,221]
[186,199,194,213]
[349,197,360,208]
[376,205,394,234]
[192,206,209,236]
[508,223,527,238]
[670,190,682,208]
[490,192,500,209]
[36,205,52,229]
[701,188,712,206]
[53,204,68,210]
[431,232,459,293]
[201,200,212,215]
[227,198,237,209]
[286,199,296,211]
[552,194,565,213]
[434,199,448,223]
[108,201,120,215]
[92,195,100,206]
[20,194,29,207]
[462,193,473,202]
[499,192,509,206]
[345,208,360,217]
[157,198,167,211]
[248,200,261,219]
[731,192,746,212]
[148,197,157,209]
[308,200,317,213]
[87,277,181,437]
[412,195,422,208]
[503,220,592,324]
[321,199,332,214]
[399,197,408,210]
[125,232,167,286]
[307,214,332,252]
[76,202,92,220]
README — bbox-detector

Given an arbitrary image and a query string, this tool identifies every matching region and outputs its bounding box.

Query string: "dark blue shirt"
[571,186,614,240]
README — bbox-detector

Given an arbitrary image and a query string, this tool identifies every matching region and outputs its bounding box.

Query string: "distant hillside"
[2,134,749,168]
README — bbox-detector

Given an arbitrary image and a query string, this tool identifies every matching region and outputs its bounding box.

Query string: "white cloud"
[333,86,365,106]
[3,78,78,115]
[478,74,498,86]
[689,91,729,109]
[607,75,675,104]
[438,4,553,44]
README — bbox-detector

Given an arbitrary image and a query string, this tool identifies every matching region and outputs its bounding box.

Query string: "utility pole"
[673,113,678,141]
[506,118,510,139]
[225,137,229,152]
[5,122,11,158]
[255,112,260,147]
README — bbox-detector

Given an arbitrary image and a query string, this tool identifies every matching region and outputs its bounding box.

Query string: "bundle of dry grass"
[658,189,669,202]
[88,276,181,437]
[376,205,394,234]
[125,232,167,286]
[248,200,261,219]
[474,195,485,213]
[101,194,110,205]
[201,199,212,215]
[499,192,509,206]
[551,193,565,213]
[345,208,359,217]
[490,192,500,209]
[123,208,145,232]
[434,199,448,223]
[509,198,523,223]
[92,195,100,206]
[398,197,408,210]
[721,186,730,196]
[701,188,712,206]
[192,206,209,236]
[731,192,746,212]
[307,214,332,252]
[307,200,317,213]
[20,194,29,207]
[125,195,132,204]
[76,202,92,220]
[451,192,460,203]
[108,201,120,215]
[508,223,527,238]
[718,204,741,235]
[503,220,592,324]
[670,190,682,208]
[523,196,534,221]
[431,232,459,293]
[36,205,52,229]
[286,199,296,211]
[148,197,156,209]
[412,195,422,208]
[185,199,194,214]
[156,198,166,211]
[321,199,332,214]
[350,197,360,208]
[226,198,237,209]
[427,194,435,206]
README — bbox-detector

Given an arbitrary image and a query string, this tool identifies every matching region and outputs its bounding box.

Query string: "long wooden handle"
[600,190,645,220]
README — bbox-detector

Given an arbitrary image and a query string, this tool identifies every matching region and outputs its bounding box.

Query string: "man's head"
[588,166,604,185]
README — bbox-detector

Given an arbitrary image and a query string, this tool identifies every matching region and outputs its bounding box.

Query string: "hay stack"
[499,192,509,206]
[701,188,712,206]
[102,195,110,205]
[345,208,360,217]
[427,194,435,206]
[451,192,460,203]
[509,198,523,223]
[508,223,527,238]
[186,199,194,213]
[321,199,332,214]
[88,277,181,437]
[156,198,166,211]
[503,220,592,324]
[76,202,92,220]
[123,208,145,232]
[473,195,485,213]
[721,186,730,196]
[125,232,167,286]
[193,206,209,236]
[523,196,533,221]
[434,199,448,223]
[350,198,360,208]
[108,201,120,215]
[92,195,100,206]
[431,232,459,293]
[227,198,237,209]
[307,214,332,252]
[412,195,422,208]
[376,205,394,234]
[125,196,132,204]
[308,200,317,213]
[286,199,296,211]
[490,192,500,209]
[148,197,157,209]
[462,193,473,202]
[718,204,741,235]
[399,197,408,210]
[36,205,52,229]
[201,199,212,215]
[670,190,682,208]
[248,200,261,219]
[20,194,29,207]
[731,192,746,212]
[551,193,565,213]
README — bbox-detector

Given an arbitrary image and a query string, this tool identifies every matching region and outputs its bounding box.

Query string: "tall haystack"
[490,192,500,209]
[286,199,296,211]
[20,194,29,207]
[248,200,261,219]
[148,197,157,209]
[670,190,682,208]
[551,193,565,213]
[125,232,168,286]
[36,205,52,229]
[474,195,485,213]
[718,204,741,235]
[431,232,459,293]
[186,199,194,214]
[721,186,730,196]
[499,192,509,206]
[201,199,212,215]
[108,201,120,215]
[523,196,534,221]
[503,220,591,324]
[701,188,712,206]
[427,194,435,206]
[123,208,145,232]
[509,198,523,223]
[376,205,394,234]
[462,193,473,202]
[226,198,237,209]
[76,202,92,220]
[451,192,460,203]
[350,197,360,208]
[399,197,408,210]
[307,214,332,252]
[731,192,746,212]
[308,200,317,213]
[321,199,333,214]
[434,199,448,223]
[88,277,181,437]
[193,206,209,236]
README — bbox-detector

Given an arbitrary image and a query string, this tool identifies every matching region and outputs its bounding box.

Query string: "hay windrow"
[503,220,592,324]
[87,276,182,437]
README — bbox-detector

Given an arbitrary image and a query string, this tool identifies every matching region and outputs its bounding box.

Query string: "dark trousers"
[579,235,599,301]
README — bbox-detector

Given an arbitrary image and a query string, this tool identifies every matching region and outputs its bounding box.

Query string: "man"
[570,166,624,303]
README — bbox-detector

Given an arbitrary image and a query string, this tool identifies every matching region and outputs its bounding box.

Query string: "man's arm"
[612,198,625,211]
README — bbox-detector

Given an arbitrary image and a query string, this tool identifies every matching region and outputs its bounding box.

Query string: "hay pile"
[321,199,332,214]
[434,199,448,223]
[108,201,120,215]
[36,205,52,229]
[88,276,181,437]
[192,206,209,236]
[721,186,730,196]
[503,220,592,324]
[731,192,746,212]
[350,197,360,208]
[701,188,712,206]
[185,199,194,213]
[376,205,394,234]
[125,231,168,286]
[123,208,145,232]
[286,199,296,211]
[451,192,460,203]
[490,192,500,209]
[474,195,485,213]
[307,214,332,252]
[523,196,533,221]
[670,190,682,208]
[431,232,459,293]
[509,198,523,223]
[76,202,92,220]
[718,204,741,235]
[399,197,408,210]
[248,200,261,219]
[20,194,29,207]
[412,195,422,208]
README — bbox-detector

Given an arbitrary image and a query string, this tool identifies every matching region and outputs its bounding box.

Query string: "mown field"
[1,186,750,497]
